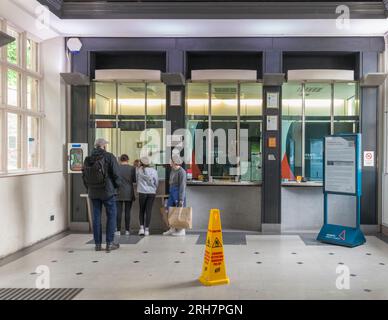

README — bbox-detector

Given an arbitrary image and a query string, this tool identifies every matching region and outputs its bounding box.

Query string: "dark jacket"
[116,164,136,202]
[82,147,121,200]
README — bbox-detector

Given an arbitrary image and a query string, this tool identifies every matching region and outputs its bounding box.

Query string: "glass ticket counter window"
[281,81,359,182]
[90,81,166,179]
[186,82,263,183]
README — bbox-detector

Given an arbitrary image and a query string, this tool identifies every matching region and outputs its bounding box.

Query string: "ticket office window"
[281,82,359,182]
[186,82,263,183]
[90,82,166,179]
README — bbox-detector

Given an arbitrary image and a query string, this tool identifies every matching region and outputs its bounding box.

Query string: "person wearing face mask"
[163,154,187,237]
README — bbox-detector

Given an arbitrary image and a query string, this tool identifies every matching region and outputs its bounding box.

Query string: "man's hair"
[120,154,129,162]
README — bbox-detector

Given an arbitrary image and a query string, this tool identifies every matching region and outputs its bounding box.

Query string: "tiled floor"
[1,233,388,300]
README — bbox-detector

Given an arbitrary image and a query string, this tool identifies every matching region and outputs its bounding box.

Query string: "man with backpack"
[82,138,121,253]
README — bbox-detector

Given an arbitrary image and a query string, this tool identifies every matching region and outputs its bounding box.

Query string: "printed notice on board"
[324,136,356,194]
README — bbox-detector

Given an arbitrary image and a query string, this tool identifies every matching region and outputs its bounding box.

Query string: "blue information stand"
[317,134,366,247]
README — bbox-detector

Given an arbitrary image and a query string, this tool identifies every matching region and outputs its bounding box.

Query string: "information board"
[318,134,365,248]
[324,136,357,195]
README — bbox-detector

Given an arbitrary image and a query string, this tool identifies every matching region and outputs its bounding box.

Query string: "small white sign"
[170,91,182,106]
[267,92,279,109]
[267,115,278,131]
[363,151,374,167]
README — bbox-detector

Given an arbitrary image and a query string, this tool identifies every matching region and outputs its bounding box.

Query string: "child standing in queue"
[136,156,159,236]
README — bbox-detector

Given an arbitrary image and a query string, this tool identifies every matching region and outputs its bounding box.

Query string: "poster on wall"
[68,143,88,174]
[324,136,357,195]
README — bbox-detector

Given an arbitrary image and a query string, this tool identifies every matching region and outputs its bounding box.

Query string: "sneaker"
[125,231,130,236]
[163,228,176,236]
[106,243,120,253]
[145,228,150,236]
[138,226,145,236]
[115,231,121,237]
[172,229,186,237]
[95,244,102,252]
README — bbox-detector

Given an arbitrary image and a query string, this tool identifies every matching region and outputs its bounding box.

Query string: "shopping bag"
[168,207,193,230]
[160,207,170,228]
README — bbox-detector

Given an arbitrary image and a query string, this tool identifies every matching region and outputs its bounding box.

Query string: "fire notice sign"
[363,151,374,167]
[324,136,357,195]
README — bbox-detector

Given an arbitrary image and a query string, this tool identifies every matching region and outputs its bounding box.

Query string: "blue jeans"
[91,196,117,245]
[167,186,186,208]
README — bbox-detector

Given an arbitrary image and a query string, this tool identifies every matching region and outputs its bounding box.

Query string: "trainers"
[115,231,121,237]
[106,243,120,253]
[125,231,130,236]
[172,229,186,237]
[138,226,145,236]
[145,228,150,236]
[95,244,102,252]
[163,228,176,236]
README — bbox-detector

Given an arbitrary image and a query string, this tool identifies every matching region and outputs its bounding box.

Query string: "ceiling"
[3,0,388,40]
[39,0,388,19]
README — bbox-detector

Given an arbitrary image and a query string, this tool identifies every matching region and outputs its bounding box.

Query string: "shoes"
[106,243,120,253]
[163,228,176,236]
[138,226,145,236]
[125,231,130,236]
[95,244,102,251]
[115,231,121,237]
[172,229,186,237]
[145,228,150,236]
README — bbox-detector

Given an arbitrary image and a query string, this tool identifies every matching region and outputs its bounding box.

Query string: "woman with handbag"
[163,154,187,237]
[136,156,159,236]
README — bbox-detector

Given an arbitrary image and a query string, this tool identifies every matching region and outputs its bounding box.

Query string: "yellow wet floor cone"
[199,209,230,286]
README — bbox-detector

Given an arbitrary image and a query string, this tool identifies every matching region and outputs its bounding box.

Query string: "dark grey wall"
[360,51,379,225]
[70,36,384,226]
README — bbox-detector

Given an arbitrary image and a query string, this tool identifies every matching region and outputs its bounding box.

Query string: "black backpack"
[83,154,108,188]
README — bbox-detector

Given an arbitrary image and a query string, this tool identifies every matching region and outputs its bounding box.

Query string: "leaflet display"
[324,136,356,195]
[317,134,365,248]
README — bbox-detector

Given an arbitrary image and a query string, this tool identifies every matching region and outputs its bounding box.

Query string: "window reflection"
[91,82,167,179]
[304,83,331,181]
[281,82,359,182]
[281,83,303,181]
[186,82,263,183]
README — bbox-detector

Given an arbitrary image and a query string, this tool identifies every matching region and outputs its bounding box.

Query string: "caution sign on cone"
[199,209,230,286]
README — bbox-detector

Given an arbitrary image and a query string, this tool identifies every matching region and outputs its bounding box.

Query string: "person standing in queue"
[82,138,121,253]
[115,154,136,237]
[163,154,187,237]
[136,156,159,236]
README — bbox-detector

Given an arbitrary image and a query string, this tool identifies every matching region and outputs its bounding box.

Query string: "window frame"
[186,81,264,183]
[281,80,360,182]
[0,19,44,176]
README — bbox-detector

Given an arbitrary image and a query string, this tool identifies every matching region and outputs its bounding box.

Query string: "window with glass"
[186,82,263,183]
[27,38,39,72]
[6,27,19,65]
[7,113,21,170]
[27,117,40,169]
[0,20,43,175]
[91,82,167,179]
[7,69,20,107]
[281,81,359,182]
